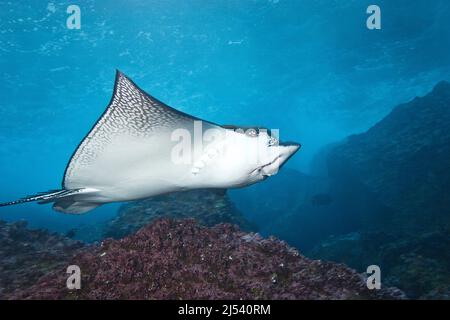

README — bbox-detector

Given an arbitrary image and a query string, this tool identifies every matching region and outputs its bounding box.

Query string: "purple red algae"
[8,219,404,300]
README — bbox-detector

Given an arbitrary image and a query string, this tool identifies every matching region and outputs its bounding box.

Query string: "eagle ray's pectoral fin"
[62,70,224,192]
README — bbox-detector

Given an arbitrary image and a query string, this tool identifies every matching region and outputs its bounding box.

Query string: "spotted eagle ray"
[0,71,300,214]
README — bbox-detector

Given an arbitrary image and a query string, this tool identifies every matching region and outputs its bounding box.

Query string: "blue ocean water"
[1,0,449,235]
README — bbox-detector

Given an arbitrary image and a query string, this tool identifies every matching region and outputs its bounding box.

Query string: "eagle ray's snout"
[278,142,300,168]
[260,142,300,176]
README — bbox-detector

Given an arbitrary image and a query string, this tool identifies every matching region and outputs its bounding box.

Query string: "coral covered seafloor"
[0,220,84,298]
[6,219,403,300]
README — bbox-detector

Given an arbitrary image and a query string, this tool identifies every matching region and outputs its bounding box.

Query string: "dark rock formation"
[230,81,450,299]
[102,189,256,240]
[327,81,450,234]
[310,229,450,299]
[11,219,403,300]
[311,81,450,299]
[0,220,84,298]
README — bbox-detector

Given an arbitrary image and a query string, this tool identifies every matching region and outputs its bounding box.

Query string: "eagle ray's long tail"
[0,189,84,207]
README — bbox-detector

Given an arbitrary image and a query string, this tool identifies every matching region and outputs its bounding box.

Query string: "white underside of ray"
[61,71,225,211]
[67,133,202,202]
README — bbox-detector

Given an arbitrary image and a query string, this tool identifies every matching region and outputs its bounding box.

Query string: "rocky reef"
[231,81,450,299]
[10,219,403,300]
[327,81,450,234]
[314,81,450,299]
[0,220,84,298]
[310,229,450,299]
[102,189,256,240]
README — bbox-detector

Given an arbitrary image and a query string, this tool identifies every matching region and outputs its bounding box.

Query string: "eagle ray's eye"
[247,128,258,137]
[268,137,278,146]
